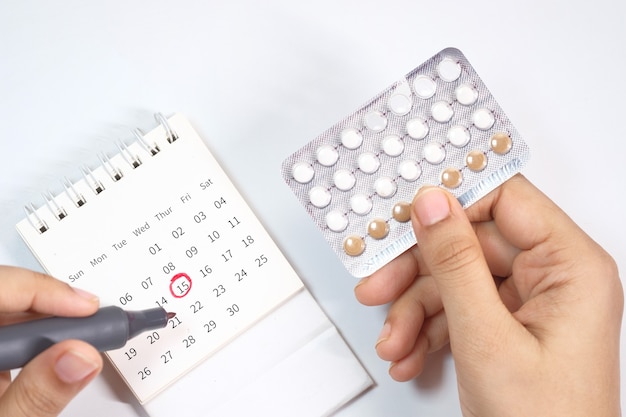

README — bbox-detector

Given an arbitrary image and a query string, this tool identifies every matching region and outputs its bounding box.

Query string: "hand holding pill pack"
[281,48,530,278]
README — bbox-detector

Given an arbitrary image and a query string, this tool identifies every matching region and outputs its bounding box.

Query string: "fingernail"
[375,322,391,347]
[413,187,451,227]
[72,287,99,302]
[55,350,99,384]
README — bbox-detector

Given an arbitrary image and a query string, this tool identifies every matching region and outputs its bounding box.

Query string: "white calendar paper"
[16,114,372,414]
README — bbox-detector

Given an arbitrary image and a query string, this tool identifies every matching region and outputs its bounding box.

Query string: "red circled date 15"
[169,272,192,298]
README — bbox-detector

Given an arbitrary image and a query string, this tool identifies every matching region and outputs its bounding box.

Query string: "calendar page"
[16,114,305,403]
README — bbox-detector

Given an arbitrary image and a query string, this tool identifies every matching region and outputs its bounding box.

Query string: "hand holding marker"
[0,306,175,370]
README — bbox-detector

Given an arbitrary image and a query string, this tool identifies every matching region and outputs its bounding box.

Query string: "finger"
[354,248,420,306]
[473,220,521,278]
[468,175,611,304]
[388,310,449,382]
[356,180,528,306]
[498,276,523,313]
[0,340,102,417]
[465,174,577,251]
[0,266,99,316]
[0,372,9,397]
[355,177,531,308]
[411,186,513,340]
[375,274,442,362]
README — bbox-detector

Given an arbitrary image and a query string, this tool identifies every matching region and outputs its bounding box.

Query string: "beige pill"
[466,150,487,172]
[490,132,513,155]
[343,235,366,257]
[367,218,389,240]
[441,168,463,189]
[392,201,411,223]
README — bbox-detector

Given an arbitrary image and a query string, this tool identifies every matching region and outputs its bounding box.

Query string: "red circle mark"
[169,272,192,298]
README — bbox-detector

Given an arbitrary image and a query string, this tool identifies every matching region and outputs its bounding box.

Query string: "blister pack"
[281,48,530,278]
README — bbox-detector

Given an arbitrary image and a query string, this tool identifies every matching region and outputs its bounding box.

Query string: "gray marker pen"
[0,305,175,370]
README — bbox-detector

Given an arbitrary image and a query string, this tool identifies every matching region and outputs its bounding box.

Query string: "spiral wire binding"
[43,191,68,220]
[156,112,178,143]
[98,152,124,182]
[81,165,105,195]
[116,140,142,169]
[134,128,160,155]
[24,203,48,234]
[62,176,86,207]
[23,113,179,233]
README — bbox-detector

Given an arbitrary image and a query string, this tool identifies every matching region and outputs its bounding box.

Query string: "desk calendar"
[15,114,370,412]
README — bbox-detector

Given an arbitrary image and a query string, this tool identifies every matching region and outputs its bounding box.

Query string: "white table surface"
[1,1,625,416]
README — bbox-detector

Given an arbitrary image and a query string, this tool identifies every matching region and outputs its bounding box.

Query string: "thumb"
[0,340,102,417]
[411,187,511,343]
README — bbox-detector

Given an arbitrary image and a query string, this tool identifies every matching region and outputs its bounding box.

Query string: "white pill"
[413,75,437,99]
[388,93,412,116]
[326,210,349,232]
[398,160,422,182]
[316,144,339,166]
[333,169,356,191]
[350,193,373,215]
[406,117,429,140]
[447,125,471,147]
[431,101,454,123]
[423,142,446,164]
[382,134,404,157]
[374,176,397,198]
[472,108,495,130]
[309,186,331,208]
[363,110,388,132]
[340,128,363,149]
[358,152,381,174]
[455,83,478,105]
[292,162,315,183]
[437,57,462,82]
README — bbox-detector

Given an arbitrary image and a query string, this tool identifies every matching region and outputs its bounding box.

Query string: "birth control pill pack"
[281,48,530,278]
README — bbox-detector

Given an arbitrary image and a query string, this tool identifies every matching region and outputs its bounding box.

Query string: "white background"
[1,1,625,416]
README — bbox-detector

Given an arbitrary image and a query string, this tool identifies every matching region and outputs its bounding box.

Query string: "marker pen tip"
[167,312,176,319]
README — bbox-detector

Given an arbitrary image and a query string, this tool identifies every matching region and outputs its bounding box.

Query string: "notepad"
[16,114,372,415]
